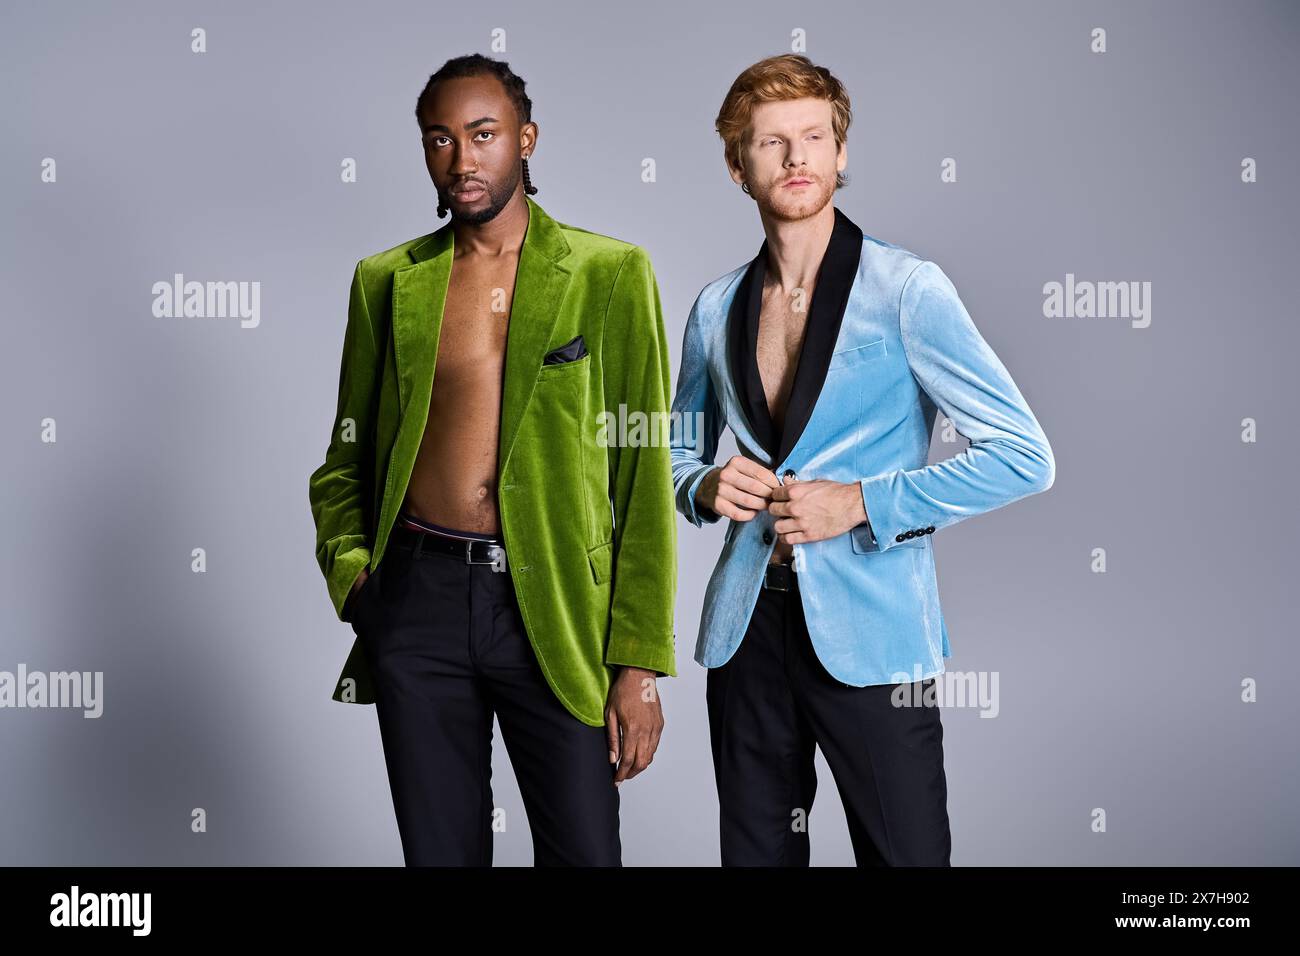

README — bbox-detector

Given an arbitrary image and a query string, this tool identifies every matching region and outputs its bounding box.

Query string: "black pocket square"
[543,334,588,365]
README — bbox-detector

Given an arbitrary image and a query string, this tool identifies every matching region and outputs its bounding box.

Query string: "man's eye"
[475,130,494,141]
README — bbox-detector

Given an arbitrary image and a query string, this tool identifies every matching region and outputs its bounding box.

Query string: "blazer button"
[782,468,796,480]
[895,533,905,543]
[904,530,917,539]
[762,530,774,545]
[925,526,935,534]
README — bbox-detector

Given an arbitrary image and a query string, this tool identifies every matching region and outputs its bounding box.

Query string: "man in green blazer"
[308,55,677,865]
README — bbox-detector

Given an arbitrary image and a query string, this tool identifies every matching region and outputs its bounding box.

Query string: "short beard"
[440,164,521,224]
[749,173,835,223]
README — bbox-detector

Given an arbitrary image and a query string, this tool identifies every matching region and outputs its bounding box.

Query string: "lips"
[782,178,813,187]
[451,182,485,198]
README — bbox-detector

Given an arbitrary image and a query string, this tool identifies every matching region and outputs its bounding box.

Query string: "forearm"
[860,259,1054,552]
[310,258,379,620]
[686,464,721,523]
[602,247,679,676]
[606,450,678,675]
[310,461,373,619]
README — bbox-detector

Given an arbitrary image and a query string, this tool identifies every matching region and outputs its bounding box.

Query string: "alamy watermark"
[595,406,706,448]
[890,665,1000,718]
[0,664,103,717]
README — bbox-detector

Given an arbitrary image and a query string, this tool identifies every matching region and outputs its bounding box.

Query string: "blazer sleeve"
[308,258,378,621]
[599,246,678,678]
[668,292,726,528]
[858,259,1055,551]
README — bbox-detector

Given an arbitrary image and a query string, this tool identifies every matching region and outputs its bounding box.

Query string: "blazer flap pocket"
[587,539,613,584]
[829,338,887,370]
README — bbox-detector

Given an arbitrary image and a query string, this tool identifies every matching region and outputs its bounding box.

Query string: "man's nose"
[449,145,478,175]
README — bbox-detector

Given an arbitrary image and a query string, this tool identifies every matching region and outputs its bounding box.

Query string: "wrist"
[694,466,720,513]
[844,481,867,524]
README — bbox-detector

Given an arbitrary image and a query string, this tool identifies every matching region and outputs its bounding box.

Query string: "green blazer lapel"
[497,196,573,473]
[391,225,453,419]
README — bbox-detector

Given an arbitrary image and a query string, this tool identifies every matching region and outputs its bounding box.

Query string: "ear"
[520,121,538,155]
[726,154,747,187]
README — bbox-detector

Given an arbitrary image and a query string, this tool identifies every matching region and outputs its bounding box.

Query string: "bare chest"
[755,285,811,425]
[435,255,519,373]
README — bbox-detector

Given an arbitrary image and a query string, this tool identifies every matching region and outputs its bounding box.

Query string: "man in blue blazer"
[670,54,1055,866]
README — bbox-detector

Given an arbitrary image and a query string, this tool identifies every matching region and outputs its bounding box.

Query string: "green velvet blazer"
[309,196,678,726]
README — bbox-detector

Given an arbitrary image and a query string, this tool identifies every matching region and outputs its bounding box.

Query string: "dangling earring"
[522,155,538,196]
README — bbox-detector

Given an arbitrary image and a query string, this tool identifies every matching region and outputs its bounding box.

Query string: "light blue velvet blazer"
[669,209,1055,685]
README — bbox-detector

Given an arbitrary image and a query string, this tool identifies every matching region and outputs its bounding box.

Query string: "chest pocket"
[828,337,887,371]
[537,352,591,381]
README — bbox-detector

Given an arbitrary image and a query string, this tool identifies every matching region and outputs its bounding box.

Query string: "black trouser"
[706,569,952,866]
[352,522,621,866]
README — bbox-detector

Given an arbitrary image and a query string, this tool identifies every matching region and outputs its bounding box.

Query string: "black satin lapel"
[775,207,865,464]
[727,244,777,457]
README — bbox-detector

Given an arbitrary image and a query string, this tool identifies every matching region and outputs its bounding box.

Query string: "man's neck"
[758,203,836,291]
[451,192,530,257]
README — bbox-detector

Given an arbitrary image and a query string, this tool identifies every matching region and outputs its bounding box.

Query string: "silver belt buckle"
[464,539,508,572]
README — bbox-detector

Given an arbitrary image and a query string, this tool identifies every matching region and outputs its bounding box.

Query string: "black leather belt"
[390,523,507,568]
[762,561,797,591]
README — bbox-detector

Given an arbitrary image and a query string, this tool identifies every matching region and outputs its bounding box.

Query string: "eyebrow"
[423,116,500,134]
[755,125,830,138]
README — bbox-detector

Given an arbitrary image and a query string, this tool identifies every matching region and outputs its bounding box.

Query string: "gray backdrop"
[2,0,1296,865]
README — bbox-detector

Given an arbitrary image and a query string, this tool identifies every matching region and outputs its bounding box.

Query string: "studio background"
[2,0,1296,865]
